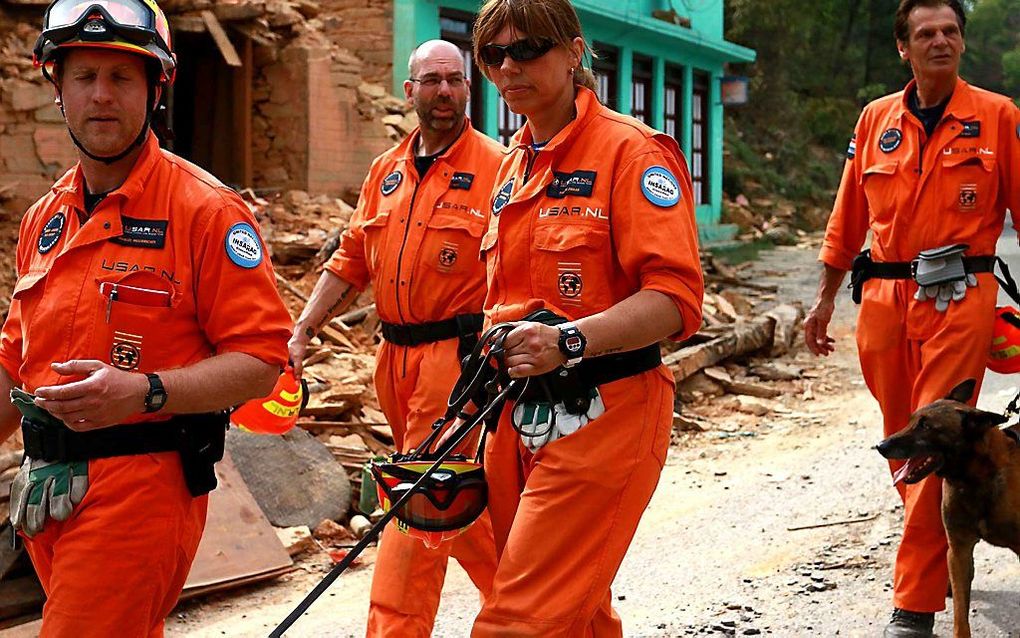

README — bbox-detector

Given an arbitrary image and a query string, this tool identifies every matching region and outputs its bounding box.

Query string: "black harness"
[21,412,228,497]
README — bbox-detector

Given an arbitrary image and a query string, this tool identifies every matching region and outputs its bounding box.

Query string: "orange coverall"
[821,78,1020,612]
[325,123,503,637]
[473,86,704,637]
[0,133,292,636]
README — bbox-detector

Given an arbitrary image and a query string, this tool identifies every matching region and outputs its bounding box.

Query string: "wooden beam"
[169,15,206,33]
[232,36,253,188]
[201,10,242,68]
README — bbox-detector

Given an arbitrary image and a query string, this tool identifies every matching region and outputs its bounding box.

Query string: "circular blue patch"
[492,178,514,215]
[38,212,65,254]
[879,128,903,153]
[380,171,402,196]
[224,222,263,269]
[640,166,681,207]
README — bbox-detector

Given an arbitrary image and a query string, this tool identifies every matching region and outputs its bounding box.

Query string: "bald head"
[404,39,470,136]
[408,39,465,77]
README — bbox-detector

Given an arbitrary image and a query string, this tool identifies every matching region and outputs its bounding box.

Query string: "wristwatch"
[143,373,167,413]
[556,322,587,368]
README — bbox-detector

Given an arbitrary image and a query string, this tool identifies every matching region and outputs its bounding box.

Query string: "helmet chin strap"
[59,81,157,165]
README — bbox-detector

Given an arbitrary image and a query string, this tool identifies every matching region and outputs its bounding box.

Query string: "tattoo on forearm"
[311,287,355,334]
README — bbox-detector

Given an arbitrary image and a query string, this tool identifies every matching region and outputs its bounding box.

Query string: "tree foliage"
[721,0,1016,206]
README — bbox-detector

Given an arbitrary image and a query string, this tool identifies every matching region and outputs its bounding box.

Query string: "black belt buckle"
[21,417,68,462]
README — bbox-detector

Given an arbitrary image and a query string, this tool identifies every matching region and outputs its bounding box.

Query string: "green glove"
[8,388,90,537]
[9,458,89,537]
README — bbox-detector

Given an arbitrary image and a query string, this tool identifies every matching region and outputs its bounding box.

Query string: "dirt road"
[167,243,1020,637]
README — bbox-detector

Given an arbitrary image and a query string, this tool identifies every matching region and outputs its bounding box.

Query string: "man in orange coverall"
[804,1,1020,635]
[289,40,500,638]
[0,0,292,635]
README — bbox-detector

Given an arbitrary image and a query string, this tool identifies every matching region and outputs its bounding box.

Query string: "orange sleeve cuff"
[323,258,369,293]
[215,333,290,368]
[818,243,856,271]
[641,271,704,343]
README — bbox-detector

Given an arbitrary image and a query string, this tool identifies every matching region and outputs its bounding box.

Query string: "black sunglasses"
[478,38,556,67]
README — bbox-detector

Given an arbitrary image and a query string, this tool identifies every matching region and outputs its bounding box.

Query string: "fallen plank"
[320,324,357,351]
[664,316,776,381]
[201,10,242,67]
[301,402,352,419]
[275,271,308,302]
[183,453,292,592]
[169,15,205,32]
[723,380,782,399]
[704,273,779,292]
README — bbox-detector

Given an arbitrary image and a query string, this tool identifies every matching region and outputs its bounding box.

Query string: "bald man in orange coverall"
[0,1,291,634]
[289,40,500,637]
[804,1,1020,636]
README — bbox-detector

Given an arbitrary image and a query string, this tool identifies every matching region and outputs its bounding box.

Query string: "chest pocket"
[861,161,900,224]
[90,271,180,374]
[940,154,996,214]
[422,212,485,275]
[360,212,391,274]
[531,222,612,311]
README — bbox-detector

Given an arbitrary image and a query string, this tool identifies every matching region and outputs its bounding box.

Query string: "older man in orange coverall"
[804,1,1020,636]
[0,0,292,635]
[289,40,500,638]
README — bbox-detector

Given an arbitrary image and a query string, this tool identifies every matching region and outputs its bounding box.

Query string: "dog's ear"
[945,379,977,403]
[957,406,1009,431]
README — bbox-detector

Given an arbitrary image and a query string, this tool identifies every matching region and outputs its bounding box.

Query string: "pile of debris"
[722,193,831,246]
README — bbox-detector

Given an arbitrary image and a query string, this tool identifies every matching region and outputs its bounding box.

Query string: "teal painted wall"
[391,0,754,242]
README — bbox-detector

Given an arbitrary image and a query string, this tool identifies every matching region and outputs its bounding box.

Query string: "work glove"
[913,274,977,312]
[513,388,606,454]
[9,457,89,537]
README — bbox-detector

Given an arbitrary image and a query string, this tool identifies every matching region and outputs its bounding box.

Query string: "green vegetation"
[721,0,1018,227]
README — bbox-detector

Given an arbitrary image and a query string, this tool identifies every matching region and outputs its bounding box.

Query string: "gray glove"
[513,388,606,454]
[9,457,89,537]
[914,273,977,312]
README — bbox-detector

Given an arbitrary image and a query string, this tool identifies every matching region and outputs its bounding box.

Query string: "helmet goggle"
[372,456,486,548]
[34,0,175,84]
[989,306,1020,374]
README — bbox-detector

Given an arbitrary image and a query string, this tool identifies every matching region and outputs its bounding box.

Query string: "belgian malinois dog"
[876,379,1020,638]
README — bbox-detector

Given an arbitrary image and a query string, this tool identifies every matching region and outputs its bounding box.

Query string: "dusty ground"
[158,243,1018,636]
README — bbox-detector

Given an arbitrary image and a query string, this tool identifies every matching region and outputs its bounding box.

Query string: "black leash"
[268,324,520,637]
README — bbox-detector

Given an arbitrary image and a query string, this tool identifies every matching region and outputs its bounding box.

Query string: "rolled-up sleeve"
[819,114,869,270]
[611,142,704,341]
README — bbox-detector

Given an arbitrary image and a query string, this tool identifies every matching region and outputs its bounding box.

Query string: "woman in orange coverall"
[466,1,704,635]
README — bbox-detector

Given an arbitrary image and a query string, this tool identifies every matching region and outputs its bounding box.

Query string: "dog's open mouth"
[892,455,943,485]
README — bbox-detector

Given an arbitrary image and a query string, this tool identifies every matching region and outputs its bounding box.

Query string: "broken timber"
[664,316,776,381]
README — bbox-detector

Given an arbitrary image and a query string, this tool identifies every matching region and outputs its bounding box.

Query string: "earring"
[569,67,575,76]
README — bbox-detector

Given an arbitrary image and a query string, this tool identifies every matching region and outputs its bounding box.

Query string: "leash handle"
[994,257,1020,306]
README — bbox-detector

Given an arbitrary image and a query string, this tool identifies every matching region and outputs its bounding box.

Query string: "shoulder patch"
[847,134,857,159]
[640,166,681,207]
[225,222,263,269]
[492,178,514,215]
[381,171,402,196]
[38,211,65,254]
[879,128,902,153]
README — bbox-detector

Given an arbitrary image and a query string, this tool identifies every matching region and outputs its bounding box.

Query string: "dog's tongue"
[892,458,924,485]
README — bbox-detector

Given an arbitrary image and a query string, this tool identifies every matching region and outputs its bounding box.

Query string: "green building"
[391,0,755,243]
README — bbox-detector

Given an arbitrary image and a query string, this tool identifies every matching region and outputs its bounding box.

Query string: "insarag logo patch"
[225,222,263,269]
[640,166,681,207]
[381,171,402,196]
[38,212,65,254]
